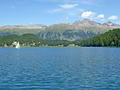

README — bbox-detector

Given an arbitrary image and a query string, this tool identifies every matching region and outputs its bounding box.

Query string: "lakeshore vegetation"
[78,28,120,47]
[0,29,120,47]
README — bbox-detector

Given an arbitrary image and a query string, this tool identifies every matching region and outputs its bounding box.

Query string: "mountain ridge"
[0,19,119,30]
[0,19,120,41]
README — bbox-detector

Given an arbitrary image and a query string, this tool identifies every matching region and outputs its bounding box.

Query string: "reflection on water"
[0,47,120,90]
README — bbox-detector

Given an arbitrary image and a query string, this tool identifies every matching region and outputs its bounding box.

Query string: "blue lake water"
[0,47,120,90]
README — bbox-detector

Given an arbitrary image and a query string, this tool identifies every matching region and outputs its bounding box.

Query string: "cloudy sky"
[0,0,120,25]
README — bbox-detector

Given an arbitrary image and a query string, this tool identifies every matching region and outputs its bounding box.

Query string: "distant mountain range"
[0,19,120,41]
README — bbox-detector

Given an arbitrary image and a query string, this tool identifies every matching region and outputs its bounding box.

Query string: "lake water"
[0,47,120,90]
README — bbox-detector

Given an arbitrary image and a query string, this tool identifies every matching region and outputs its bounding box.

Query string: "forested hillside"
[78,29,120,47]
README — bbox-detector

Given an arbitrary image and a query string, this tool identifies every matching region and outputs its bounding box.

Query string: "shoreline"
[0,46,120,48]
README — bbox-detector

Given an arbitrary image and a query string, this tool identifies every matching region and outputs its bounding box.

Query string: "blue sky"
[0,0,120,25]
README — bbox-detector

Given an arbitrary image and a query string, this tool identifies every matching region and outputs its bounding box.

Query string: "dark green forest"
[77,29,120,47]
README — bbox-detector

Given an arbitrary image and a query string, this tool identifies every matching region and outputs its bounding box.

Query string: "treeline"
[0,34,70,47]
[76,29,120,47]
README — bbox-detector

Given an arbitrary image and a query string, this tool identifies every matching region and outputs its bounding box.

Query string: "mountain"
[37,20,120,41]
[102,21,119,27]
[0,19,120,41]
[74,19,99,25]
[0,24,47,35]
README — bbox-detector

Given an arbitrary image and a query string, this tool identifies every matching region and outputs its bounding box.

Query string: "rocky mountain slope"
[0,19,120,41]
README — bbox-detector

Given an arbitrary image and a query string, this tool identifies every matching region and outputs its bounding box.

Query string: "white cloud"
[49,8,62,13]
[59,4,78,9]
[81,11,96,19]
[108,16,119,20]
[96,14,105,19]
[48,4,79,14]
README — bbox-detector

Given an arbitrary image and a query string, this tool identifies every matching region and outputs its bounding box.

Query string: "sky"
[0,0,120,25]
